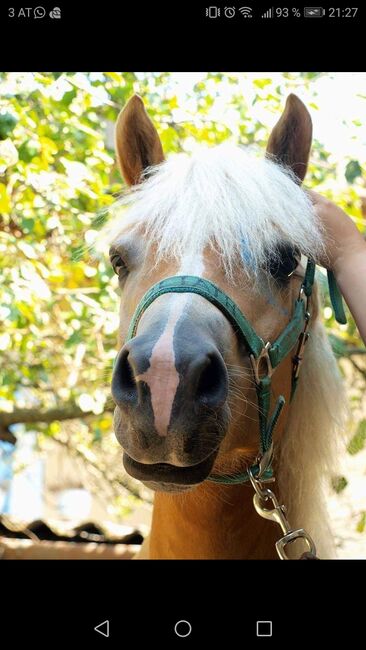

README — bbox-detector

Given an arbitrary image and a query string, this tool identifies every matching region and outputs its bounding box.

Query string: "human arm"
[307,189,366,345]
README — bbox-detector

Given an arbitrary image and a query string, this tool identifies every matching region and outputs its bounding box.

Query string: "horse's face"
[110,94,315,492]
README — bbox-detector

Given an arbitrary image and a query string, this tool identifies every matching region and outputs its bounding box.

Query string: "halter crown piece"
[125,263,346,559]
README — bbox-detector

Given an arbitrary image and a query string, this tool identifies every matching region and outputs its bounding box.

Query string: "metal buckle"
[250,342,273,385]
[253,490,291,533]
[276,529,317,560]
[248,462,275,500]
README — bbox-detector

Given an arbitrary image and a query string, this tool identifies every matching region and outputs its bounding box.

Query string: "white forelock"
[105,143,325,277]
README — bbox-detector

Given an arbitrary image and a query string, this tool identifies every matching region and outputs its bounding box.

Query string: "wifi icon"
[239,6,252,17]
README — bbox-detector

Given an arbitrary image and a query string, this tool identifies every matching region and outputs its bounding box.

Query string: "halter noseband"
[125,263,345,485]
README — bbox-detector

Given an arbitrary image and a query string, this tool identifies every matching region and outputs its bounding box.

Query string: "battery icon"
[304,7,325,17]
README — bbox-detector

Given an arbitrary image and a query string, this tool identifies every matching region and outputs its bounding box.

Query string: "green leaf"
[345,159,362,184]
[18,140,41,162]
[253,78,272,89]
[347,419,366,455]
[331,476,348,494]
[356,512,366,533]
[92,427,102,443]
[0,112,18,139]
[61,88,77,106]
[20,217,35,233]
[328,334,348,357]
[65,331,83,348]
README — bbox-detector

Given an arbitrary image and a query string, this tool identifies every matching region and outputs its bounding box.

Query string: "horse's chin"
[140,481,196,493]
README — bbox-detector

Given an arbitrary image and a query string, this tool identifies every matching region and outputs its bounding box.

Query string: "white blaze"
[135,253,204,437]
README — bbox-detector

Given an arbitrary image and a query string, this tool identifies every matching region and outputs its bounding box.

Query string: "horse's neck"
[149,482,279,559]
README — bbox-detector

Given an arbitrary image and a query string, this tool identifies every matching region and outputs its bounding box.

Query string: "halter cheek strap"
[125,261,346,485]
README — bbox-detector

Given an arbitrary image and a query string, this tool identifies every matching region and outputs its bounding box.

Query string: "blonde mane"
[278,317,347,558]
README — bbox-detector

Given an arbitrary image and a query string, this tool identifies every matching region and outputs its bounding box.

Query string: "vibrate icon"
[206,7,220,18]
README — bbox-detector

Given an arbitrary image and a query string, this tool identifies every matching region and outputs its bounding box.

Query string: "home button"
[174,620,192,637]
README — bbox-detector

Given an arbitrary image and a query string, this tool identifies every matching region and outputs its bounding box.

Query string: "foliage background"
[0,72,365,544]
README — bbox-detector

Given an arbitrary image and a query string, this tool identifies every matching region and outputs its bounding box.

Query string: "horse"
[106,93,347,559]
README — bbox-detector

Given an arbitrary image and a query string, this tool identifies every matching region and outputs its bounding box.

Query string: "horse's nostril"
[121,351,136,390]
[195,354,228,407]
[112,348,137,406]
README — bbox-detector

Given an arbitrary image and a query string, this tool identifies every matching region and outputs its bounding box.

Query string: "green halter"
[125,264,345,485]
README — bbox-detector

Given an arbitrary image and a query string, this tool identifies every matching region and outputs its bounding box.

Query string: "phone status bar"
[204,7,360,20]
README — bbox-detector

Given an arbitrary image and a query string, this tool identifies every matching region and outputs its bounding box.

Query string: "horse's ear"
[115,94,164,186]
[266,94,312,183]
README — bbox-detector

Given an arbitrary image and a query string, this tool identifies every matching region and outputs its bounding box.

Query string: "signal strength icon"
[262,8,273,18]
[239,7,252,17]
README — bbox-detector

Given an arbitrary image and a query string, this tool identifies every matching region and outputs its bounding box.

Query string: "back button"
[94,620,110,638]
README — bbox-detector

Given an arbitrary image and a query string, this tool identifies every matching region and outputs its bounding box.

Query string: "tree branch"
[349,358,366,381]
[0,425,16,445]
[51,435,152,504]
[0,402,114,428]
[343,348,366,356]
[0,402,151,502]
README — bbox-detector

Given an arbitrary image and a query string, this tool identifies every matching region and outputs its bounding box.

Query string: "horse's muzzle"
[111,333,230,477]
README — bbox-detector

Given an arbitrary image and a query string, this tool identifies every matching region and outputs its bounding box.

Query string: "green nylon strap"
[303,262,346,324]
[303,260,316,297]
[262,394,286,453]
[257,375,272,450]
[268,298,306,369]
[126,275,265,358]
[126,275,308,370]
[327,270,347,325]
[209,465,274,484]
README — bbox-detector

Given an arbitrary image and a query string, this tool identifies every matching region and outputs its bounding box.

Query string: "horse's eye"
[109,250,128,279]
[268,244,301,281]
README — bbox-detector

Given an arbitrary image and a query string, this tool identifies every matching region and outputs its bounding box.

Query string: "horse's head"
[109,94,323,492]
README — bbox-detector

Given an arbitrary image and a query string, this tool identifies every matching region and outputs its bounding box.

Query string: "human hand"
[307,189,366,273]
